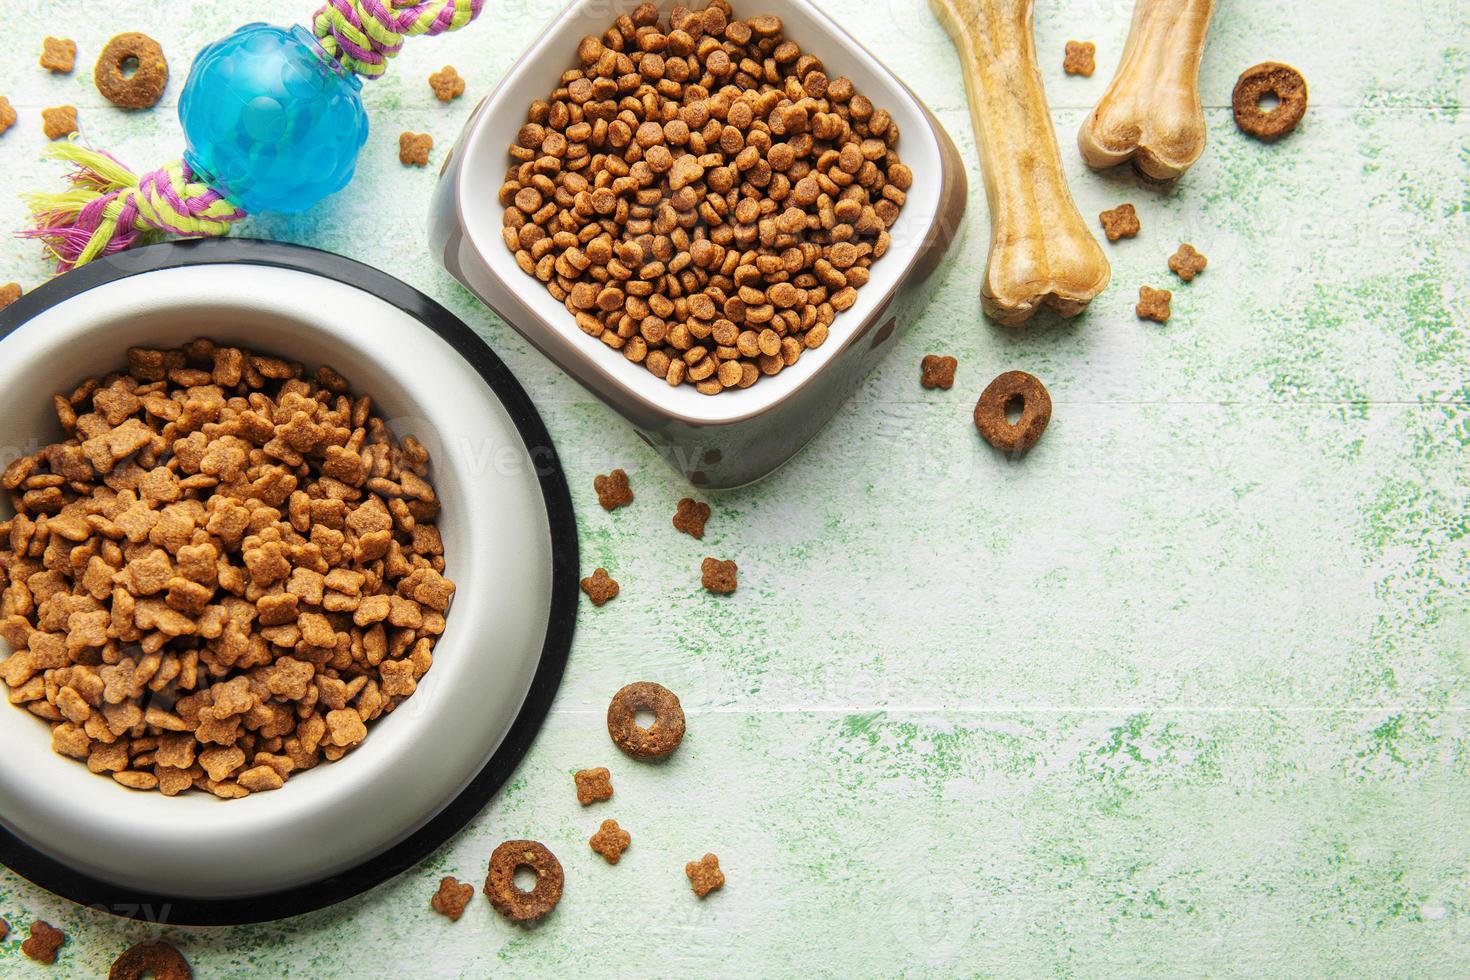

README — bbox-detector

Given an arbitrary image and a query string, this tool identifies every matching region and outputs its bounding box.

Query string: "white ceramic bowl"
[0,242,576,916]
[431,0,966,488]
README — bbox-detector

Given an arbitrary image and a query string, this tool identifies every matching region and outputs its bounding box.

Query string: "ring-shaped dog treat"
[109,941,192,980]
[483,840,564,922]
[1232,62,1307,140]
[94,32,169,110]
[606,681,686,759]
[974,371,1053,454]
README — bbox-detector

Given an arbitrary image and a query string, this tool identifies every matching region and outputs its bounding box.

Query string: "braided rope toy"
[25,0,484,272]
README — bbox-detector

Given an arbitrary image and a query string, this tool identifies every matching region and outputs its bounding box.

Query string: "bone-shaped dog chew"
[1078,0,1215,180]
[931,0,1110,326]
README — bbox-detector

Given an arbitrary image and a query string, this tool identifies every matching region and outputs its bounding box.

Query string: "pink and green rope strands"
[314,0,484,78]
[22,0,484,272]
[24,151,245,273]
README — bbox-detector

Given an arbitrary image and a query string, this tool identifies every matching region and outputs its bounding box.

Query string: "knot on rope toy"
[313,0,485,78]
[24,142,246,272]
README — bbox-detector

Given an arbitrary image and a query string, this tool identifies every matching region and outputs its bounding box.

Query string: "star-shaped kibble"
[1063,40,1095,76]
[685,853,725,897]
[574,766,613,805]
[673,498,711,538]
[590,819,631,864]
[1136,285,1173,323]
[920,354,958,390]
[0,283,21,311]
[1168,244,1208,282]
[1099,203,1140,242]
[430,876,474,921]
[0,96,16,137]
[399,131,433,167]
[42,106,77,141]
[594,468,633,510]
[701,557,737,595]
[581,568,619,606]
[40,37,76,74]
[429,65,466,102]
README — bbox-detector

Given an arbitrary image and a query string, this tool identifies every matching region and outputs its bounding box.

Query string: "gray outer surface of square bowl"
[0,259,559,901]
[430,0,967,489]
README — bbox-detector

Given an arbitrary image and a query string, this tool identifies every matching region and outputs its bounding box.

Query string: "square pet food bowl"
[431,0,966,489]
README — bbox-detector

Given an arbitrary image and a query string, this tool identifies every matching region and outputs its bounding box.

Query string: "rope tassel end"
[22,142,246,273]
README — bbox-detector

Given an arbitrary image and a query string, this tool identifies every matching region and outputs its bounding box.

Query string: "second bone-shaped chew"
[1078,0,1216,180]
[931,0,1109,326]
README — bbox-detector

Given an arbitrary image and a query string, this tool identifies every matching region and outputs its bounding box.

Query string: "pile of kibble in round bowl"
[498,0,911,395]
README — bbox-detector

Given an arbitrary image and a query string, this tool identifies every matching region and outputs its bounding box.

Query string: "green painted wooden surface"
[0,0,1467,974]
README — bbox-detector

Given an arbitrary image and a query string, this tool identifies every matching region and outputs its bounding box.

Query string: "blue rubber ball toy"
[179,24,369,214]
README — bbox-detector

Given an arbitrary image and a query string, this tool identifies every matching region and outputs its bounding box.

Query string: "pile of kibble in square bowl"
[499,0,912,395]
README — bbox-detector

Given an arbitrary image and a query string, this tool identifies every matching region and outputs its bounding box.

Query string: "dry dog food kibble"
[0,96,16,137]
[593,468,634,510]
[920,354,957,390]
[42,106,77,141]
[0,916,8,942]
[1063,41,1096,76]
[974,371,1053,454]
[581,567,620,606]
[701,556,737,594]
[400,131,433,166]
[590,818,631,864]
[1136,284,1172,322]
[1169,243,1207,282]
[1233,62,1307,140]
[499,1,910,394]
[429,65,466,102]
[108,940,192,980]
[41,37,76,74]
[607,681,686,758]
[484,840,564,922]
[22,921,65,964]
[431,876,475,921]
[1099,203,1140,241]
[673,497,711,538]
[0,282,21,310]
[574,765,614,804]
[0,340,455,797]
[95,33,169,110]
[686,853,725,897]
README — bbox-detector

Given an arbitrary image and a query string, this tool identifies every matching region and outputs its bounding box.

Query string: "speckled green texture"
[1,0,1468,974]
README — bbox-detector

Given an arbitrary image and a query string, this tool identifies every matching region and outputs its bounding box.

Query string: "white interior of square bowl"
[456,0,942,425]
[0,264,554,899]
